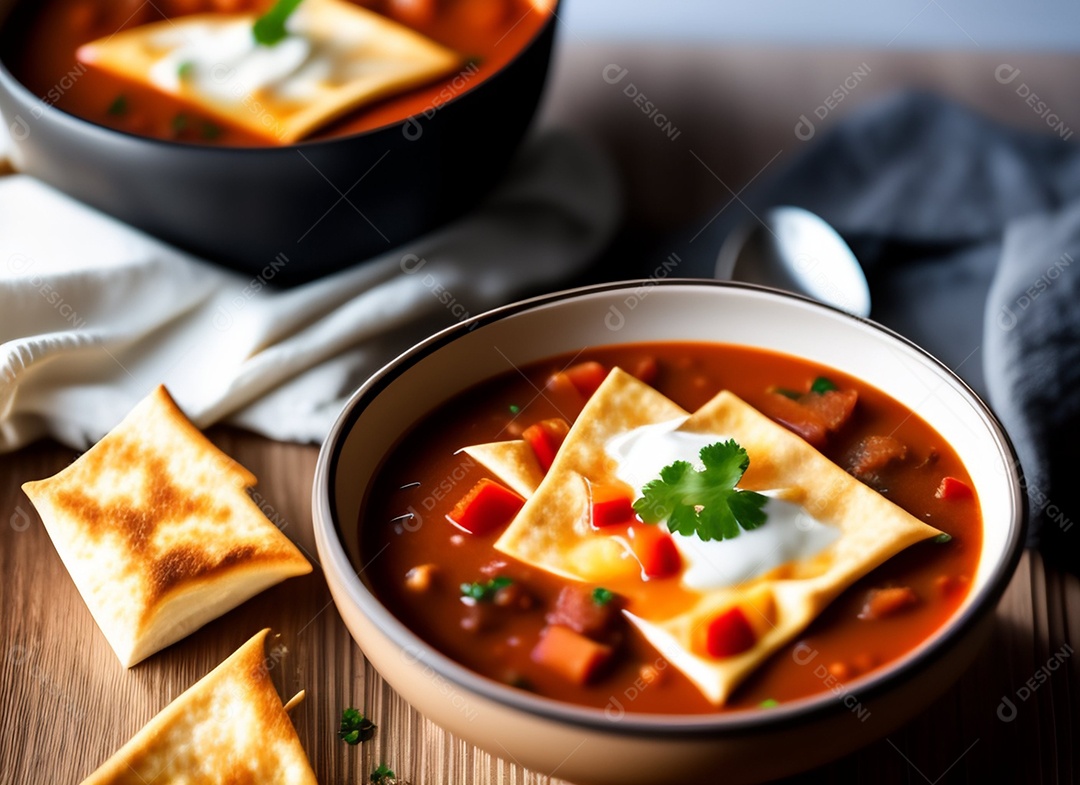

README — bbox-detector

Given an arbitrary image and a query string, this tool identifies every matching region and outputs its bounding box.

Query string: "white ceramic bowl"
[312,280,1026,785]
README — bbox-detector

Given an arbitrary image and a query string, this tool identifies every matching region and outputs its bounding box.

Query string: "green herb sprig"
[370,763,397,784]
[633,439,768,542]
[338,707,376,745]
[592,587,614,606]
[253,0,305,46]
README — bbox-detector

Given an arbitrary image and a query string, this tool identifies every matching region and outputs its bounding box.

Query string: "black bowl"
[0,3,557,286]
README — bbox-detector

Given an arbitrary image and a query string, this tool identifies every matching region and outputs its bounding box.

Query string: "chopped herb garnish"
[810,376,838,394]
[106,95,128,117]
[592,587,614,606]
[170,112,190,135]
[253,0,305,46]
[200,120,222,140]
[338,707,376,745]
[759,698,779,708]
[774,387,801,400]
[633,439,768,542]
[508,404,520,415]
[177,60,195,79]
[933,532,953,544]
[460,575,513,602]
[370,763,396,785]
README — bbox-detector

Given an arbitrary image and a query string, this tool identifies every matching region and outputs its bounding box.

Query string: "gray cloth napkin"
[675,92,1080,569]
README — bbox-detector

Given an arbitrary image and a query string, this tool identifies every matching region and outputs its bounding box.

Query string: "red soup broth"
[6,0,551,146]
[360,343,982,715]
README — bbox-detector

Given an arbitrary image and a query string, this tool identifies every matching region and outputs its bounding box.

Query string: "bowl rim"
[0,0,558,153]
[313,278,1029,736]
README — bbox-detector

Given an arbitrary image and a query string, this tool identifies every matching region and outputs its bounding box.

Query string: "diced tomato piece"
[935,476,973,501]
[628,524,682,579]
[934,574,970,597]
[522,418,570,473]
[857,586,919,620]
[447,479,524,535]
[590,484,635,528]
[761,392,828,448]
[705,607,756,658]
[545,585,621,637]
[800,389,858,432]
[563,361,609,399]
[531,624,613,685]
[846,435,908,480]
[543,372,586,420]
[630,356,659,386]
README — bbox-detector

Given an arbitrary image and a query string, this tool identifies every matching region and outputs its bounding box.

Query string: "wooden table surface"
[4,41,1080,785]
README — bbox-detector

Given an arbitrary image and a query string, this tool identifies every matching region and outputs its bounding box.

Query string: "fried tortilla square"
[77,0,461,142]
[22,386,311,667]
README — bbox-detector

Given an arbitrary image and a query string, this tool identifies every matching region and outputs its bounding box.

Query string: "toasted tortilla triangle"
[486,368,942,704]
[460,441,545,499]
[22,385,311,667]
[80,629,317,785]
[77,0,461,143]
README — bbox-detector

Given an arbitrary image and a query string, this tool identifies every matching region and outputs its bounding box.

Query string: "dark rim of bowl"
[0,0,558,153]
[315,278,1029,737]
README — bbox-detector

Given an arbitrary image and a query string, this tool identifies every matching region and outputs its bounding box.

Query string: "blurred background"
[563,0,1079,49]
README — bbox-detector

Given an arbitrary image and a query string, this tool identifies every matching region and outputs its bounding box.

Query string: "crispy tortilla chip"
[490,368,941,704]
[22,386,311,667]
[459,441,545,499]
[77,0,461,143]
[81,629,317,785]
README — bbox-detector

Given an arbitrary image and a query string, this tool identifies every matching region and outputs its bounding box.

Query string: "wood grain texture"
[1,429,1076,785]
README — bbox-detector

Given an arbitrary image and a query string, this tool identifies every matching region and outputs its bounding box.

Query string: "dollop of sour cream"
[605,419,839,591]
[148,11,330,105]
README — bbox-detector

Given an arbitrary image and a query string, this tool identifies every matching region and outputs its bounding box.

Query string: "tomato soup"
[361,343,981,715]
[4,0,551,145]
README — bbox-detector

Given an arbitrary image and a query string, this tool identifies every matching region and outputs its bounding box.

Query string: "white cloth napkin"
[0,131,619,452]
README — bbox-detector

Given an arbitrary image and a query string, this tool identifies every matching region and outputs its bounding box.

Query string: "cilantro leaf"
[592,587,614,606]
[338,707,376,745]
[253,0,305,46]
[632,439,768,542]
[370,763,396,784]
[106,94,128,116]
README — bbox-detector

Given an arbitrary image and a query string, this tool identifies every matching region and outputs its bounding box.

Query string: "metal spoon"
[715,206,871,318]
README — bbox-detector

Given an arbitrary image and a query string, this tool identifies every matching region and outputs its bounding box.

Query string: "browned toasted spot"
[150,544,261,600]
[52,436,268,608]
